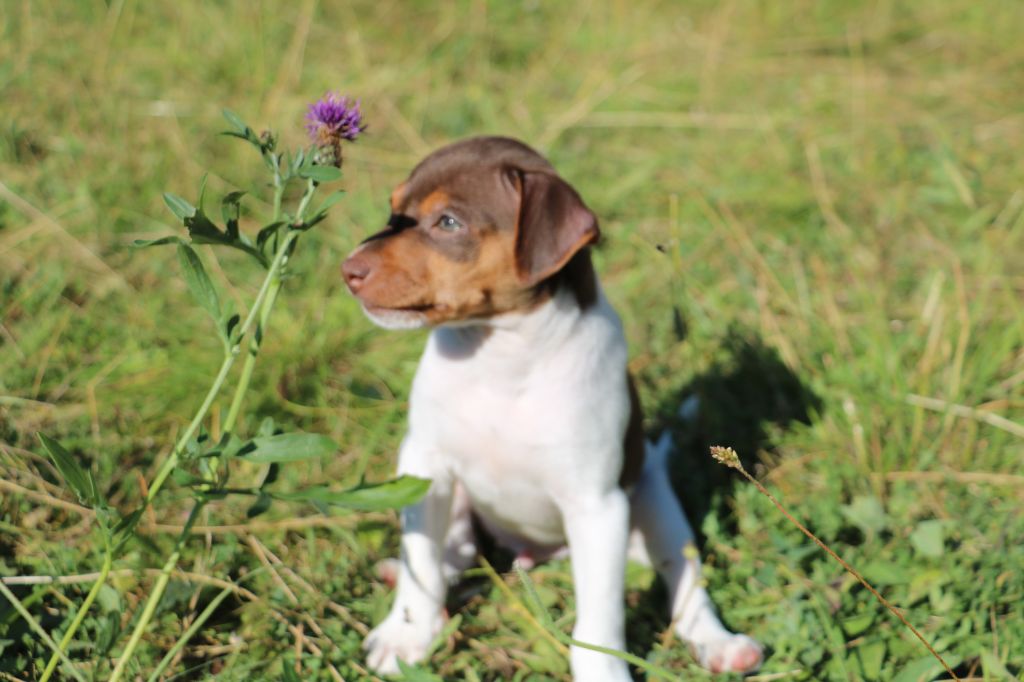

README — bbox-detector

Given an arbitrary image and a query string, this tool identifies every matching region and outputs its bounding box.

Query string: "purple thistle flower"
[305,92,365,145]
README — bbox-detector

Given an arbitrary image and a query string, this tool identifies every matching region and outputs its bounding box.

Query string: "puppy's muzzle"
[342,253,372,295]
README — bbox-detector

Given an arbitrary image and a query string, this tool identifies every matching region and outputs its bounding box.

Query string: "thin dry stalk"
[906,393,1024,439]
[710,446,961,681]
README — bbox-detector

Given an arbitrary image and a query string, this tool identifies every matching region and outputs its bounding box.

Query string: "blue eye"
[438,214,463,232]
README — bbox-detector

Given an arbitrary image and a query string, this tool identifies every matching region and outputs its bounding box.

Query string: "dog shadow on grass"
[650,326,823,543]
[625,326,823,674]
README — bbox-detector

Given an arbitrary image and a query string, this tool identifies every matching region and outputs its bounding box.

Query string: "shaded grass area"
[1,0,1022,679]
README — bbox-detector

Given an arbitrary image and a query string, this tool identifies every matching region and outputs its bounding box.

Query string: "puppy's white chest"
[406,289,630,545]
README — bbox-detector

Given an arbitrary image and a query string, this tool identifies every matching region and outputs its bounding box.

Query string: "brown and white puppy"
[343,137,762,681]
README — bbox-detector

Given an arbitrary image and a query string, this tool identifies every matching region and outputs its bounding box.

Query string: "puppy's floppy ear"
[507,168,599,285]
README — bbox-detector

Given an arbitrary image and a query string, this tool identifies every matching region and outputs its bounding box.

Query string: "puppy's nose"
[342,254,371,293]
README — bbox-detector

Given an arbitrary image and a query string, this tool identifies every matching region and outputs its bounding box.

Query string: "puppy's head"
[342,136,598,329]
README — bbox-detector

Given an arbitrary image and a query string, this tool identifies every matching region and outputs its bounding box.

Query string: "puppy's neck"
[433,254,601,362]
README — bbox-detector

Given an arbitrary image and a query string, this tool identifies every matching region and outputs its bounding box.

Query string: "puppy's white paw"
[571,650,633,682]
[363,609,444,674]
[693,633,763,674]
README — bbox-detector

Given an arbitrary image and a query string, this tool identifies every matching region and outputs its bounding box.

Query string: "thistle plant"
[15,95,429,681]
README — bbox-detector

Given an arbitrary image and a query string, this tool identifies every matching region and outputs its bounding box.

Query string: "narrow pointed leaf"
[185,208,229,245]
[176,243,221,324]
[299,165,343,183]
[163,193,196,221]
[295,211,328,231]
[246,493,273,518]
[222,109,248,134]
[316,190,346,215]
[37,433,97,506]
[197,173,209,211]
[256,221,285,253]
[221,191,246,239]
[236,432,337,464]
[132,236,181,248]
[271,476,431,511]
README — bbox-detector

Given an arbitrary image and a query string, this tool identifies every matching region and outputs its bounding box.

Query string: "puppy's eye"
[437,214,463,232]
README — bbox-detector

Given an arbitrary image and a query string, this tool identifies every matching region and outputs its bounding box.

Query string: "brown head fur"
[342,137,600,328]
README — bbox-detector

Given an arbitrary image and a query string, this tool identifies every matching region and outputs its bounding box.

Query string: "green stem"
[143,229,299,511]
[221,178,313,441]
[108,503,203,682]
[222,277,281,435]
[294,178,316,222]
[270,154,284,254]
[270,153,284,221]
[38,549,114,682]
[0,580,87,682]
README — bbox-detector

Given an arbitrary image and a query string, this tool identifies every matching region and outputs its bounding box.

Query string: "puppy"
[342,137,762,680]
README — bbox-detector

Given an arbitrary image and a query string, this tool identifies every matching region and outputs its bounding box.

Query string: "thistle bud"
[304,92,365,168]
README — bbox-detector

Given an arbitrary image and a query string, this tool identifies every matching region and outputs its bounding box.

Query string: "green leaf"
[295,211,328,231]
[96,584,122,613]
[257,417,277,438]
[852,640,886,680]
[236,432,337,464]
[861,560,906,586]
[290,148,305,175]
[979,648,1015,681]
[840,495,888,537]
[37,433,98,506]
[841,612,875,637]
[171,468,208,488]
[186,208,229,245]
[271,476,431,511]
[185,207,268,268]
[222,109,248,134]
[197,172,209,211]
[890,655,950,682]
[316,190,346,215]
[246,493,272,518]
[132,236,181,248]
[176,243,221,324]
[221,191,246,240]
[299,165,343,183]
[909,519,945,558]
[280,661,303,682]
[223,312,241,345]
[256,221,286,254]
[163,193,196,221]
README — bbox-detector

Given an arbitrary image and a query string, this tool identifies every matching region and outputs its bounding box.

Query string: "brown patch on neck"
[532,249,598,310]
[619,373,646,489]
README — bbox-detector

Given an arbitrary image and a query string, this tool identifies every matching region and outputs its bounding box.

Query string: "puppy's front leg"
[364,437,452,674]
[562,487,633,682]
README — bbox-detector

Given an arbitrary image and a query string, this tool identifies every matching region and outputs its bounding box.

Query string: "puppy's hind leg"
[441,482,477,582]
[630,434,763,674]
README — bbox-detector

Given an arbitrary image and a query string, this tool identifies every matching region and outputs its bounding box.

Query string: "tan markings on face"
[426,230,528,321]
[390,182,408,212]
[418,189,451,217]
[353,223,544,325]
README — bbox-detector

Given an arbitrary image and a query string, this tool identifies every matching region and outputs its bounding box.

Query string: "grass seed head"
[710,445,743,471]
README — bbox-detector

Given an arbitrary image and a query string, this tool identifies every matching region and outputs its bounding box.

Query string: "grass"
[1,0,1022,679]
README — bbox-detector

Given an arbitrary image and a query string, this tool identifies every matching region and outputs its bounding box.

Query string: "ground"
[1,1,1022,680]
